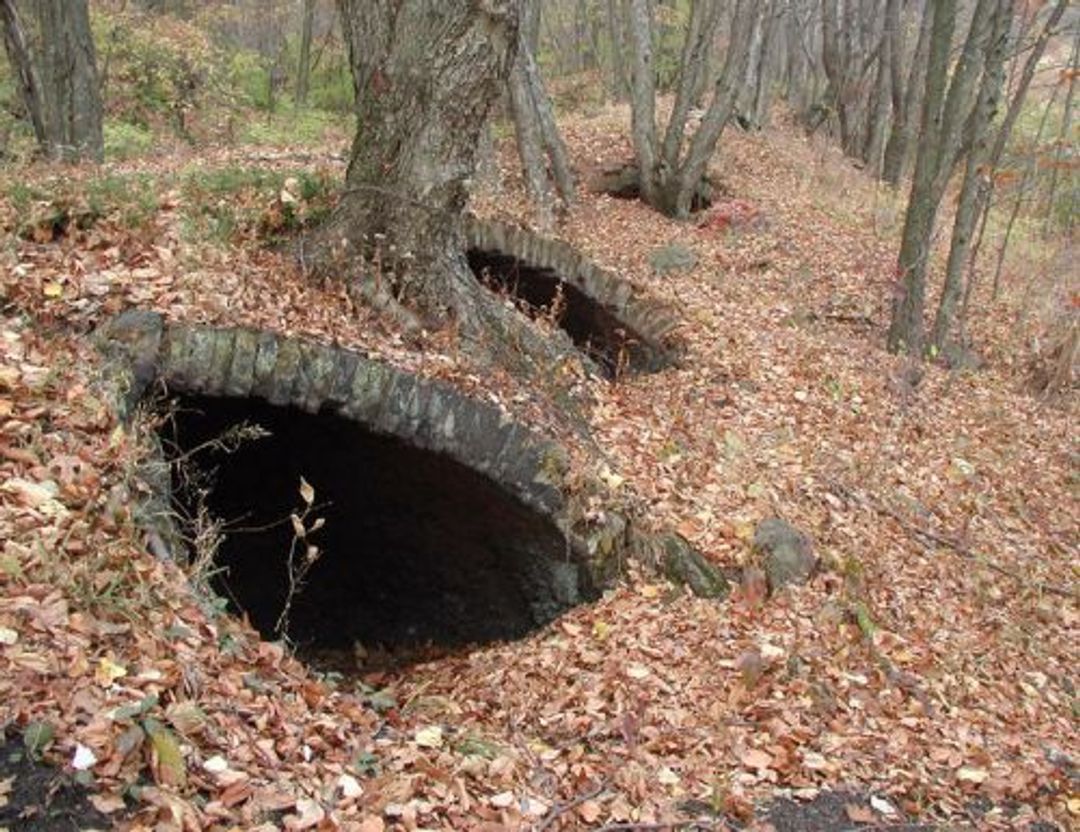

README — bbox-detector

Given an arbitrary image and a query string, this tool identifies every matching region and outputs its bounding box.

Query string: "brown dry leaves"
[0,108,1076,830]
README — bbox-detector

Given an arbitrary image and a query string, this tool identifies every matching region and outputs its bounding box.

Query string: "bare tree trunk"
[882,0,933,185]
[624,0,661,206]
[821,0,862,154]
[739,0,766,121]
[961,0,1067,300]
[931,0,1011,351]
[0,0,45,143]
[750,1,781,127]
[509,52,554,229]
[606,0,628,100]
[990,77,1060,301]
[295,0,316,107]
[887,0,957,355]
[509,0,576,228]
[863,0,899,176]
[669,0,759,215]
[1042,23,1078,236]
[623,0,757,218]
[784,0,818,120]
[887,0,999,355]
[1,0,103,162]
[660,0,721,168]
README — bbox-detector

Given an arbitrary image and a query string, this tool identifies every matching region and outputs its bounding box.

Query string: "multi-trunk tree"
[888,0,1069,356]
[0,0,103,162]
[887,0,1006,355]
[622,0,761,218]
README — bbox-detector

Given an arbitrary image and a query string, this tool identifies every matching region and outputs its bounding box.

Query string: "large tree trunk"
[322,0,570,370]
[1,0,103,162]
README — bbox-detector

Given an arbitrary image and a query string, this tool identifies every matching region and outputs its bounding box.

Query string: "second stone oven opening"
[161,393,595,668]
[466,248,659,378]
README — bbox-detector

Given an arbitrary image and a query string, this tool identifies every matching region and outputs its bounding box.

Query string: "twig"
[827,478,1078,601]
[874,499,1077,600]
[534,779,610,831]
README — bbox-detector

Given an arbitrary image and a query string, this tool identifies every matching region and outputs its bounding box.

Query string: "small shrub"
[103,120,155,160]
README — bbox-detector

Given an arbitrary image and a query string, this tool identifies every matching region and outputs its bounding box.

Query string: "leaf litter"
[0,108,1076,830]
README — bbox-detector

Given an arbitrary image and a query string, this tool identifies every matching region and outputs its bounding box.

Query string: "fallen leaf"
[143,718,187,788]
[338,772,363,799]
[956,766,989,784]
[415,725,443,749]
[203,755,229,774]
[657,765,679,786]
[88,793,127,814]
[578,800,602,823]
[489,790,515,808]
[739,747,773,771]
[23,721,54,759]
[95,656,127,686]
[870,795,897,816]
[71,744,97,771]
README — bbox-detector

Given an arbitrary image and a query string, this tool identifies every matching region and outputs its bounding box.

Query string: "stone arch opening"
[466,248,648,378]
[463,217,681,379]
[163,392,597,663]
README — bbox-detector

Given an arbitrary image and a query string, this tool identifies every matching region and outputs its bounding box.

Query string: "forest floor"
[0,106,1076,831]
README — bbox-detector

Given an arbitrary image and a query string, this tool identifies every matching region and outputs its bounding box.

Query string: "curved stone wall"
[96,311,728,600]
[463,215,683,373]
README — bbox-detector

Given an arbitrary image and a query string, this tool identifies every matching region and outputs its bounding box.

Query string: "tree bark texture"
[325,0,574,371]
[624,0,758,218]
[887,0,1000,355]
[931,0,1012,350]
[0,0,45,143]
[1,0,103,161]
[863,0,899,176]
[882,0,934,185]
[887,0,957,355]
[508,0,576,229]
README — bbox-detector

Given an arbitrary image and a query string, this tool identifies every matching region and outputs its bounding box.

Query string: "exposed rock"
[594,164,643,200]
[656,533,729,598]
[648,243,699,276]
[753,518,817,593]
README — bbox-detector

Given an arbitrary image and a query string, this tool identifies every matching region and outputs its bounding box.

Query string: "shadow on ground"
[0,736,116,831]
